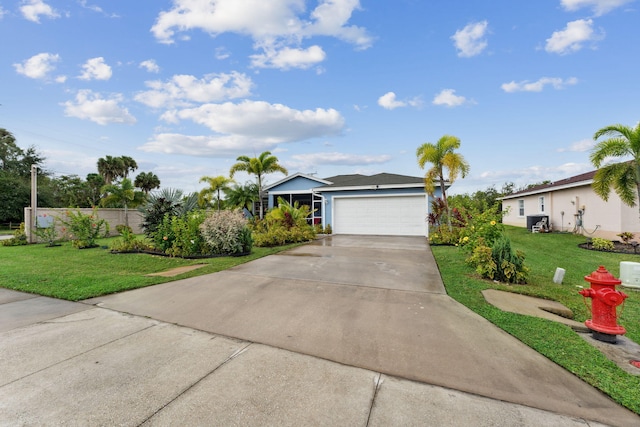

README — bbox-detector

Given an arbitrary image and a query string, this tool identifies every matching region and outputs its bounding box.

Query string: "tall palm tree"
[134,171,161,195]
[198,175,233,210]
[120,156,138,178]
[100,178,146,227]
[224,181,259,212]
[229,151,288,218]
[591,121,640,219]
[97,155,124,185]
[416,135,470,230]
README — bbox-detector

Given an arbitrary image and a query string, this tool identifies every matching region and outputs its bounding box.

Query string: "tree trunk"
[439,172,451,231]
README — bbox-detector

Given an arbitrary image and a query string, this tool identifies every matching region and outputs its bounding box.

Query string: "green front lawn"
[0,237,298,301]
[432,226,640,414]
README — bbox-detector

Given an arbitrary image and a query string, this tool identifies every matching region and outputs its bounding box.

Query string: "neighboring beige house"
[501,170,640,241]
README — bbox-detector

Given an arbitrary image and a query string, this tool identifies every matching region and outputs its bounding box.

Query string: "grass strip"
[0,237,298,301]
[432,227,640,414]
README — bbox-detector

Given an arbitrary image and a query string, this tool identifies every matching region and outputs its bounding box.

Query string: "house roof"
[318,173,428,189]
[501,169,596,199]
[264,172,332,191]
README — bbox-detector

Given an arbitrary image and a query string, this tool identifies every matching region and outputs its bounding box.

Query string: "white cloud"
[166,100,344,140]
[501,77,578,92]
[377,92,421,110]
[477,163,592,188]
[432,89,469,107]
[139,59,160,73]
[451,20,489,58]
[62,90,136,125]
[287,152,392,170]
[13,52,60,79]
[378,92,405,110]
[139,133,277,157]
[560,0,634,16]
[545,19,602,55]
[215,47,231,60]
[78,57,112,81]
[556,139,595,152]
[150,0,372,70]
[20,0,59,22]
[0,6,7,19]
[250,45,326,69]
[134,72,253,109]
[141,100,345,157]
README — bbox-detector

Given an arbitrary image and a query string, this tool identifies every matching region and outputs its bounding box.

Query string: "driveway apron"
[85,235,638,425]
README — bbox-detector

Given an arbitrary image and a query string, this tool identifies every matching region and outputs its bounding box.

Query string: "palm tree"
[416,135,470,230]
[591,121,640,219]
[100,178,146,227]
[134,171,161,195]
[120,156,138,178]
[97,156,124,185]
[224,181,259,212]
[229,151,288,218]
[198,175,233,210]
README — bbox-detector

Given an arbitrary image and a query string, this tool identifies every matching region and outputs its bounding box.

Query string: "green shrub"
[458,209,503,253]
[110,225,151,252]
[200,209,252,255]
[592,237,614,251]
[251,216,316,247]
[155,210,209,257]
[466,236,528,284]
[428,226,462,245]
[252,198,317,247]
[60,208,109,249]
[617,232,634,245]
[1,223,28,246]
[491,235,528,284]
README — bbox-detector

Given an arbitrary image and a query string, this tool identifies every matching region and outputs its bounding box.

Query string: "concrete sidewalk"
[1,235,639,426]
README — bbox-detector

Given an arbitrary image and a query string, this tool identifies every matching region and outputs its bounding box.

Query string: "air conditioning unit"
[620,261,640,289]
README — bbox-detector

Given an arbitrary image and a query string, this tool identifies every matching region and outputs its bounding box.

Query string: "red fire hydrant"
[579,266,628,343]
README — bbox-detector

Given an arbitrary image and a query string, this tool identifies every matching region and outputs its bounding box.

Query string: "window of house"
[538,196,545,213]
[518,200,524,216]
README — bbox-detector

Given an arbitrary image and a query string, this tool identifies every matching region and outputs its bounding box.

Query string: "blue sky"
[1,0,639,195]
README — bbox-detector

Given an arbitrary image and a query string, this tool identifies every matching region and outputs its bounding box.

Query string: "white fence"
[24,207,144,243]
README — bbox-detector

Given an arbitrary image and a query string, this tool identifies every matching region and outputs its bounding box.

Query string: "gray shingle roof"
[319,173,425,188]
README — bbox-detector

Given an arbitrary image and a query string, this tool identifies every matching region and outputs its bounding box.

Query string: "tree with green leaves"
[100,178,146,227]
[229,151,288,218]
[416,135,470,230]
[590,121,640,219]
[198,175,233,210]
[97,155,124,185]
[0,128,48,222]
[224,181,259,212]
[134,171,161,195]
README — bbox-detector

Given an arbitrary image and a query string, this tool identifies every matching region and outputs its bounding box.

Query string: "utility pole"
[30,164,37,243]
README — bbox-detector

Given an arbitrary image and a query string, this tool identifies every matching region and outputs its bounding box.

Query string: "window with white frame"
[518,200,524,216]
[538,196,545,213]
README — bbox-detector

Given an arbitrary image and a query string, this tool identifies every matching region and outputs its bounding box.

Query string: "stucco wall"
[502,185,640,240]
[24,207,144,244]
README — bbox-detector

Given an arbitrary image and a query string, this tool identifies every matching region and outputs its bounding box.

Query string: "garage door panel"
[334,196,426,236]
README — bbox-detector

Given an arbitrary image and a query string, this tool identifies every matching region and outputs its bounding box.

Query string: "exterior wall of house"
[502,185,640,240]
[322,187,435,229]
[24,207,143,243]
[266,176,327,209]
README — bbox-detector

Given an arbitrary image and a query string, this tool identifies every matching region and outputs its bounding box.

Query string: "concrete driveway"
[1,235,639,426]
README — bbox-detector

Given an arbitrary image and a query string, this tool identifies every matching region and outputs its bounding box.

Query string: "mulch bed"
[579,241,640,255]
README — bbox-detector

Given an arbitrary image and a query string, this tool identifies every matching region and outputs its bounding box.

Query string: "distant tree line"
[0,128,160,224]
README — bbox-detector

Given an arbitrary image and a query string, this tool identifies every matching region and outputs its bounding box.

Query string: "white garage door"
[333,195,427,236]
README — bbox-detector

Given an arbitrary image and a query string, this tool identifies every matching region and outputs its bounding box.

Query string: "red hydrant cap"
[584,265,621,286]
